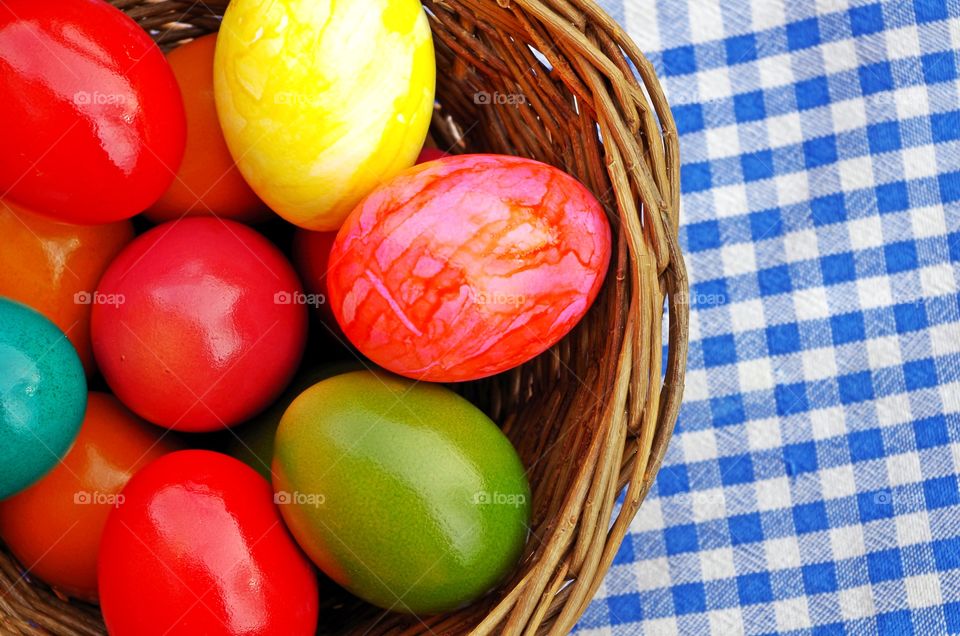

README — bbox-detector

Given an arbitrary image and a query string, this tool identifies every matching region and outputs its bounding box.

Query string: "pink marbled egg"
[327,154,612,382]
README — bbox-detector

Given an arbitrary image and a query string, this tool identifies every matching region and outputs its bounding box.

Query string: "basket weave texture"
[0,0,688,634]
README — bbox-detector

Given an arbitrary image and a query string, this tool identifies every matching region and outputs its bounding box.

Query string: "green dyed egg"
[0,298,86,499]
[273,370,530,614]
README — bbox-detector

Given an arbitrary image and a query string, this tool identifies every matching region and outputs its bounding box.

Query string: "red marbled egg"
[327,154,611,382]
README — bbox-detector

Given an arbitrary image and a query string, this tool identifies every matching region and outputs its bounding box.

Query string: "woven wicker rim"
[0,1,688,634]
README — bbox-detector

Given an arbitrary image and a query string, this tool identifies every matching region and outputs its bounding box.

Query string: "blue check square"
[802,562,838,594]
[876,181,909,213]
[725,34,758,65]
[786,18,821,50]
[850,4,885,35]
[734,91,766,122]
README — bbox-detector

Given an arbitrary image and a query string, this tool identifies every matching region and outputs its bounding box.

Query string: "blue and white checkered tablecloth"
[574,1,960,634]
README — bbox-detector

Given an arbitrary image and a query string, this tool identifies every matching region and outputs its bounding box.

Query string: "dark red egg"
[91,218,307,431]
[0,0,186,223]
[98,450,318,636]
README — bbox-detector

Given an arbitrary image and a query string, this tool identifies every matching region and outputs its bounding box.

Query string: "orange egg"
[145,34,268,223]
[0,392,178,602]
[0,199,133,375]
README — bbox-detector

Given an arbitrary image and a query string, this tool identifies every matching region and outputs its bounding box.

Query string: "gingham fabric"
[574,1,960,634]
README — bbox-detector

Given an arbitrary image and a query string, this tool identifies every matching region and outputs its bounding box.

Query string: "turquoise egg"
[0,298,86,499]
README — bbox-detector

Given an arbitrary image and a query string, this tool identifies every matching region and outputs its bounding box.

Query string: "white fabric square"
[901,146,938,181]
[885,25,922,60]
[775,596,812,631]
[830,98,868,133]
[709,608,746,635]
[839,156,877,191]
[856,276,894,310]
[757,53,794,89]
[700,547,737,580]
[692,488,728,522]
[698,67,735,103]
[775,171,812,206]
[712,184,751,218]
[642,617,678,635]
[731,299,768,332]
[895,85,931,120]
[905,574,943,608]
[767,112,804,148]
[846,215,884,251]
[874,393,912,427]
[746,417,783,451]
[785,229,821,263]
[683,369,709,402]
[810,407,848,440]
[886,452,923,486]
[706,123,742,158]
[722,242,759,276]
[756,477,793,512]
[793,286,831,321]
[820,38,858,75]
[838,585,876,620]
[895,512,933,546]
[819,464,857,499]
[764,535,803,569]
[830,524,866,560]
[632,497,664,533]
[636,556,673,591]
[866,336,903,371]
[688,0,725,43]
[920,264,956,296]
[682,428,719,463]
[803,347,839,381]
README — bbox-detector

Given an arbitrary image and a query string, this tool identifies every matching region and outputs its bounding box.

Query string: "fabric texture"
[574,1,960,634]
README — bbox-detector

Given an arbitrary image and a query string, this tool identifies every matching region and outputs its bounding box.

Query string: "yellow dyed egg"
[214,0,435,230]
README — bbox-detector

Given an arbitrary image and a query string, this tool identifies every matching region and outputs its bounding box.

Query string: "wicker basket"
[0,0,688,634]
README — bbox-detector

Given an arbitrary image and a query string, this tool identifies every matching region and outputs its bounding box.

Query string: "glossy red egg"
[98,450,318,636]
[328,154,611,382]
[0,0,186,224]
[91,218,307,431]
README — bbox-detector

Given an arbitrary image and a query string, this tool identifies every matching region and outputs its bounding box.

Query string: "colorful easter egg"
[0,0,185,223]
[91,218,307,431]
[99,450,318,635]
[0,298,86,499]
[214,0,435,230]
[327,154,612,382]
[274,370,530,614]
